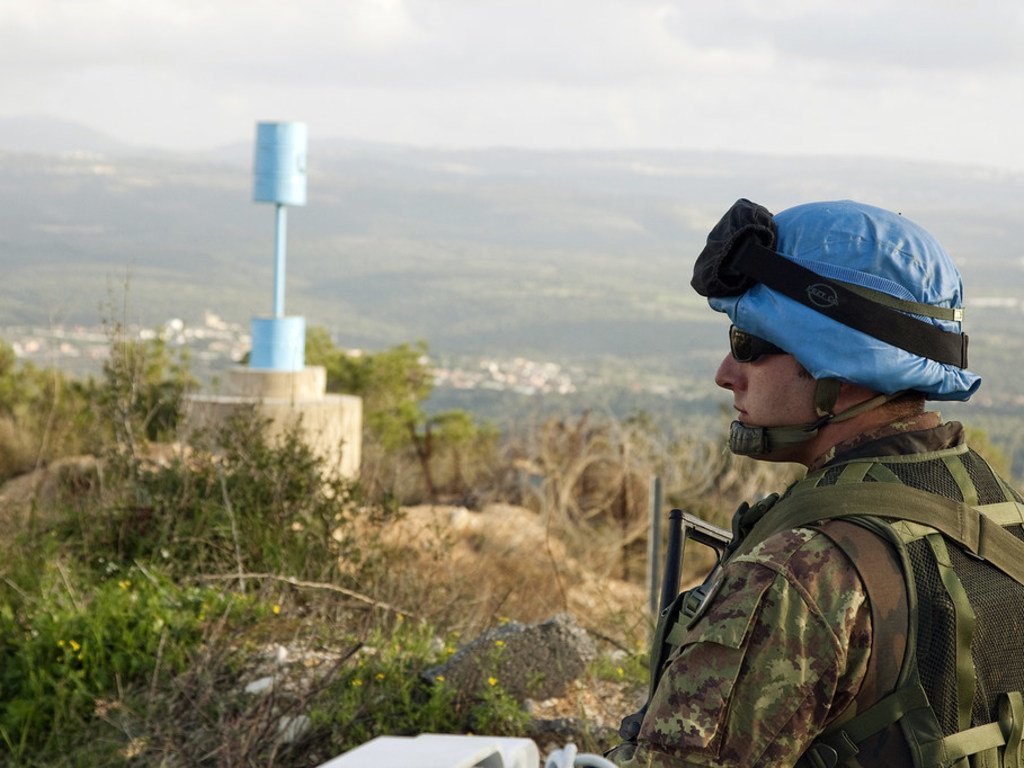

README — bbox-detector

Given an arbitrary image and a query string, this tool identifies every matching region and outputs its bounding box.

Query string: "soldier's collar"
[809,412,954,471]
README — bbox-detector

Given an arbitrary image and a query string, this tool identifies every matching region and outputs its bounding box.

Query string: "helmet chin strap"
[728,378,907,457]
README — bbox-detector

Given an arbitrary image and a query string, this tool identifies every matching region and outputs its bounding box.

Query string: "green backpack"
[645,445,1024,768]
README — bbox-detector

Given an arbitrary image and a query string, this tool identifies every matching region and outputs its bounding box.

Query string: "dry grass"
[0,415,38,481]
[359,503,648,646]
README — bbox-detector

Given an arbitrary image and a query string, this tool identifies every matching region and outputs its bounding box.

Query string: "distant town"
[5,309,1022,414]
[6,310,1024,482]
[3,312,250,379]
[0,313,666,400]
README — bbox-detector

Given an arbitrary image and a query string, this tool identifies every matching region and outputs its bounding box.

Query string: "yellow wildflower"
[487,676,498,687]
[494,640,505,648]
[69,640,81,652]
[435,674,446,682]
[121,737,146,759]
[272,604,281,615]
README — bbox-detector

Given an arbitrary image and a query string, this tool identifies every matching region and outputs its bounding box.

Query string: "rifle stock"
[619,508,733,744]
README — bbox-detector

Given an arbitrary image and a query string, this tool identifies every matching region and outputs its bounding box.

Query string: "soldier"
[609,200,1024,767]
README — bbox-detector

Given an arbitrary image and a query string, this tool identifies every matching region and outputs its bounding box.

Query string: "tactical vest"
[644,441,1024,768]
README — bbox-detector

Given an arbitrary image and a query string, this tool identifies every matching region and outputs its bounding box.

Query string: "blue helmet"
[695,199,980,401]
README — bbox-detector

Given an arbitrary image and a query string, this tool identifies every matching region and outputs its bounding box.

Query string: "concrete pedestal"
[185,366,362,479]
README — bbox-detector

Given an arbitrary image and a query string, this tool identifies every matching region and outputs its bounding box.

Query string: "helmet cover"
[704,200,981,400]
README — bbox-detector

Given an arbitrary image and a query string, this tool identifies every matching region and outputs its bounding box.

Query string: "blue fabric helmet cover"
[694,199,981,401]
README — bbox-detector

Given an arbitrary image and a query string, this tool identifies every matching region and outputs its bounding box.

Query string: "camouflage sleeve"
[616,527,872,768]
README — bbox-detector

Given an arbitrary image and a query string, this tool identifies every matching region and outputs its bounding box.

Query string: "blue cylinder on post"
[250,316,306,371]
[250,121,309,372]
[253,122,308,206]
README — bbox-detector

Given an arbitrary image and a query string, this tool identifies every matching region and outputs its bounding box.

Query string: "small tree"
[0,340,99,480]
[99,324,196,468]
[305,328,497,502]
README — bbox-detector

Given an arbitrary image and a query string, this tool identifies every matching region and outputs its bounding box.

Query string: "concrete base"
[185,366,362,479]
[227,366,327,400]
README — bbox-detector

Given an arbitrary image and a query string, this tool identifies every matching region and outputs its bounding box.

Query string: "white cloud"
[663,1,1024,71]
[0,0,1022,170]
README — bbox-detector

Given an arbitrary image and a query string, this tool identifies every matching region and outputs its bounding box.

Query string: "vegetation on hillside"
[305,327,500,504]
[0,328,530,766]
[0,325,194,483]
[0,327,1019,766]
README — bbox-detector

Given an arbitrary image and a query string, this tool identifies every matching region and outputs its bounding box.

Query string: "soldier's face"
[715,351,819,431]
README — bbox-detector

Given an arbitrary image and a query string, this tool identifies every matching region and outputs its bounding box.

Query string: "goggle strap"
[732,239,969,368]
[836,280,963,322]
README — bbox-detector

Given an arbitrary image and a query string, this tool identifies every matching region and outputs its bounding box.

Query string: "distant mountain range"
[0,116,1022,398]
[0,116,133,156]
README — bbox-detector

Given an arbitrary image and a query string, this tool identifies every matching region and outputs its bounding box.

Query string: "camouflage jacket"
[611,414,955,768]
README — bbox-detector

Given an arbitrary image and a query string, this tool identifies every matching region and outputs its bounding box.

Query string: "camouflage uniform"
[611,412,971,768]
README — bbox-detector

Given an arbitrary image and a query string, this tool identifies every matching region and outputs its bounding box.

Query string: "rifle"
[659,509,732,613]
[619,508,732,742]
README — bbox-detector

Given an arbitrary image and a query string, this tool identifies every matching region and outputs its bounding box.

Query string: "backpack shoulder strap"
[797,516,925,768]
[738,483,1024,588]
[816,519,909,709]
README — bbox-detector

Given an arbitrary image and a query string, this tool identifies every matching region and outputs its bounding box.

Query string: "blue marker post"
[185,119,361,479]
[273,202,287,318]
[251,121,308,370]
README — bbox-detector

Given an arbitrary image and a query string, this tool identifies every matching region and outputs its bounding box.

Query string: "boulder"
[425,614,596,702]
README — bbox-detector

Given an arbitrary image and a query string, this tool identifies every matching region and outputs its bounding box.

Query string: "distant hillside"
[0,116,1022,412]
[0,116,131,156]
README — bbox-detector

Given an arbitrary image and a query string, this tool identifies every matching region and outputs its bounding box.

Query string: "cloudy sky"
[2,0,1023,170]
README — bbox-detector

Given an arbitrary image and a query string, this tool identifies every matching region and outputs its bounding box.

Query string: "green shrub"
[98,329,195,456]
[312,619,529,752]
[0,559,247,762]
[589,649,649,687]
[0,343,100,482]
[59,409,386,586]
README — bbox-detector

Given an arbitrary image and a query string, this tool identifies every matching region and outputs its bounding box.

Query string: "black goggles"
[729,325,785,363]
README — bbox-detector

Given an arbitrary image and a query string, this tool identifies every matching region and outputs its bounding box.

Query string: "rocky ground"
[1,461,652,761]
[353,502,651,754]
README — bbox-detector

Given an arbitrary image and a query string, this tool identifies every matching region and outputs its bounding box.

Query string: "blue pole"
[273,203,287,318]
